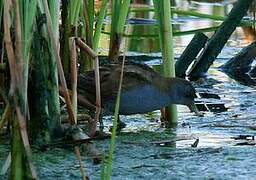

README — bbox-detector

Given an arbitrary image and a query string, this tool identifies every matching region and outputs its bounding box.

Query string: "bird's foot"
[117,120,127,129]
[109,121,127,133]
[195,111,204,117]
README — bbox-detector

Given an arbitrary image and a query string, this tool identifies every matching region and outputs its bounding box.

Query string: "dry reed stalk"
[89,55,101,137]
[70,38,78,124]
[3,0,17,89]
[76,38,97,58]
[75,38,101,137]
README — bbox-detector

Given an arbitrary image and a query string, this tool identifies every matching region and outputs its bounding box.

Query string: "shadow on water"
[1,0,256,179]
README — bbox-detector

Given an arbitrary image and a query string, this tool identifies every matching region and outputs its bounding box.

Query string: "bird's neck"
[154,77,181,104]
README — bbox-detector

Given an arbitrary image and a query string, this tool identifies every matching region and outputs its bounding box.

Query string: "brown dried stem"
[70,38,78,123]
[76,38,97,58]
[75,38,101,137]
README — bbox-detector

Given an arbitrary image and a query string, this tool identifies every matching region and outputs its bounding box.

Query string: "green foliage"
[109,0,131,60]
[101,61,124,180]
[19,0,37,58]
[110,0,131,34]
[69,0,82,26]
[17,0,37,101]
[93,0,108,50]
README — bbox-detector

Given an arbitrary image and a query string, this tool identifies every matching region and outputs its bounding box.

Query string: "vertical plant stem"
[88,0,94,32]
[102,52,125,180]
[47,0,62,133]
[109,0,131,61]
[36,0,62,138]
[89,55,101,137]
[81,0,94,71]
[42,0,75,124]
[62,0,82,72]
[70,0,79,25]
[93,0,108,50]
[153,0,177,125]
[29,22,53,141]
[116,0,131,33]
[101,22,130,180]
[21,0,37,112]
[6,0,38,178]
[82,0,93,48]
[70,38,77,123]
[43,1,87,179]
[76,38,101,137]
[48,1,60,38]
[10,117,24,180]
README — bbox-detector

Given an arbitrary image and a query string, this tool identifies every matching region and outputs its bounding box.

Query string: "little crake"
[71,62,200,116]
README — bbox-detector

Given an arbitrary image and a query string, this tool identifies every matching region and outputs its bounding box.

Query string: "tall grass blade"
[93,0,108,50]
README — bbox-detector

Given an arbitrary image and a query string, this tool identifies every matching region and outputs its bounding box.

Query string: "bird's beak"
[188,103,204,117]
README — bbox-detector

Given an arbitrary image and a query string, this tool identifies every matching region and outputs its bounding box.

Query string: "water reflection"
[99,0,248,55]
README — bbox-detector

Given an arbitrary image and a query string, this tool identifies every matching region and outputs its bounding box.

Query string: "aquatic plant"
[109,0,131,61]
[153,0,177,125]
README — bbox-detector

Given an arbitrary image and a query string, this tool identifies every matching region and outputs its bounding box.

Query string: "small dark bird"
[71,62,200,117]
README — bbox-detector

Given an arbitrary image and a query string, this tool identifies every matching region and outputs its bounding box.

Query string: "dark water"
[1,0,256,179]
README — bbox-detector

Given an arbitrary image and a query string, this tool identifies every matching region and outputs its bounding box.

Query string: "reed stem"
[153,0,177,125]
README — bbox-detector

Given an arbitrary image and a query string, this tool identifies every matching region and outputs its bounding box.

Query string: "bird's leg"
[117,115,126,130]
[188,103,204,117]
[87,110,96,130]
[109,115,126,133]
[99,113,104,132]
[160,108,168,127]
[88,110,104,136]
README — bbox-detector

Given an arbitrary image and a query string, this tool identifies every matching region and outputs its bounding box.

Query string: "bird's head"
[167,78,203,116]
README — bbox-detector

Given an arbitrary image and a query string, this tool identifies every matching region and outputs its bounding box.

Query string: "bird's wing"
[70,63,160,104]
